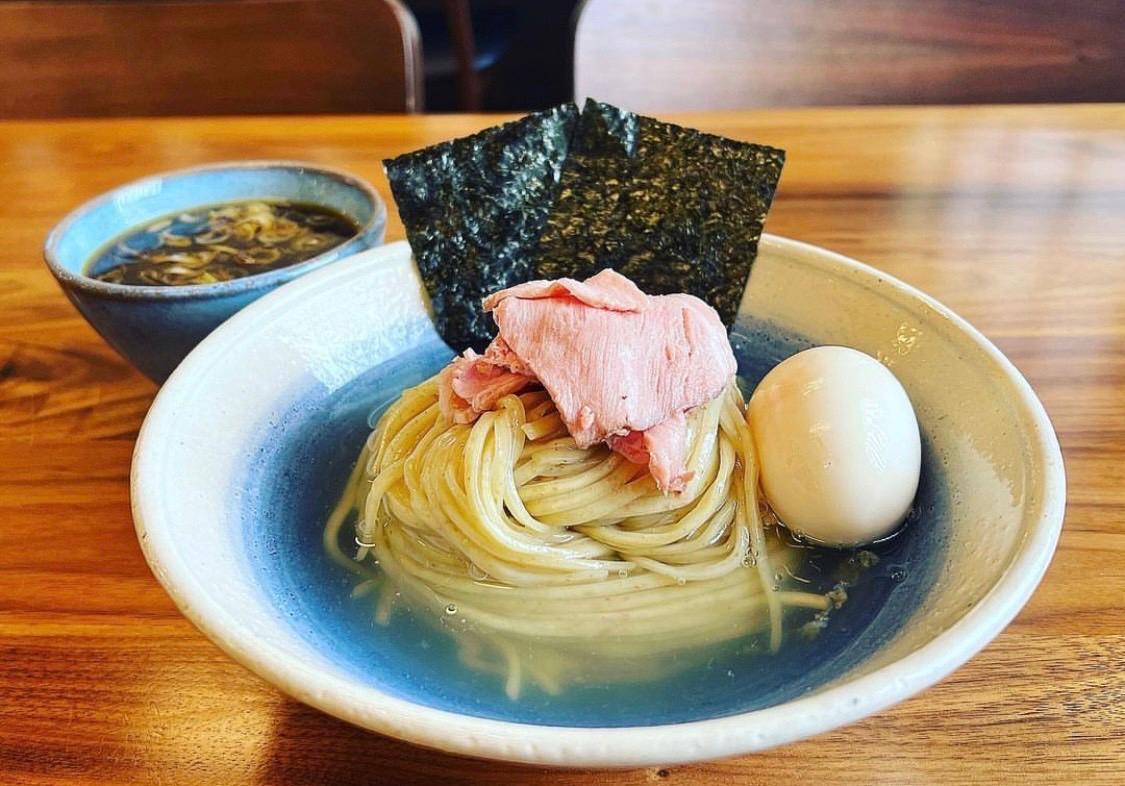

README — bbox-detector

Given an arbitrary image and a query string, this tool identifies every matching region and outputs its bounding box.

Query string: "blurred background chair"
[406,0,517,111]
[0,0,422,118]
[574,0,1125,111]
[406,0,577,112]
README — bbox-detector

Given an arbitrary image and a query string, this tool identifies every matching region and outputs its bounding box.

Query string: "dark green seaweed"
[385,100,784,351]
[533,100,785,328]
[385,103,579,351]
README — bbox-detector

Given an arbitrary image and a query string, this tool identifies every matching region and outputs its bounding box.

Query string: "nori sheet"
[532,99,785,328]
[385,103,579,351]
[385,99,784,351]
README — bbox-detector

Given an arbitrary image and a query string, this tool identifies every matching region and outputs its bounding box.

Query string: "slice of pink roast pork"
[438,338,534,425]
[437,268,736,493]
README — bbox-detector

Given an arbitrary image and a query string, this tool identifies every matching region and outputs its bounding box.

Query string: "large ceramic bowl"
[45,161,386,382]
[131,237,1065,767]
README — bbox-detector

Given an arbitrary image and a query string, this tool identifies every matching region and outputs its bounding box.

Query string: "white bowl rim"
[132,235,1066,767]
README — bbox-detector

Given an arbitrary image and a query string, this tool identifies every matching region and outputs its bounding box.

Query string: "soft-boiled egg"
[747,346,921,547]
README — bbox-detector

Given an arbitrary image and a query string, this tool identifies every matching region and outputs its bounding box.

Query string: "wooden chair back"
[574,0,1125,111]
[0,0,423,118]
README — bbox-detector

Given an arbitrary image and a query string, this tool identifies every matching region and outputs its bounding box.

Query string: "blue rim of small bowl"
[43,160,386,302]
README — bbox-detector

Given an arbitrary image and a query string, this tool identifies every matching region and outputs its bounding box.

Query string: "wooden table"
[1,106,1122,785]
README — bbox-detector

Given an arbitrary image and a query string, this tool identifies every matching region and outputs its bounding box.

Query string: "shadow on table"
[261,697,650,784]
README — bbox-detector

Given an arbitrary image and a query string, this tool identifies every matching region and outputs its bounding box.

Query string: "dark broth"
[87,199,359,286]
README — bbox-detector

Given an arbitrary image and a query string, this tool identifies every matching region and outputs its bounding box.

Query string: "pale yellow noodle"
[326,378,837,698]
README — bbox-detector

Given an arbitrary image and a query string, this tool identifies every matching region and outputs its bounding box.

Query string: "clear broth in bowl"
[87,199,359,286]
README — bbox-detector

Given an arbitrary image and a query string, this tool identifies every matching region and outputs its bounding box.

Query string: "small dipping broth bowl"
[44,161,386,382]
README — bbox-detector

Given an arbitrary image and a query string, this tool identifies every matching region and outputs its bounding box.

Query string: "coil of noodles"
[324,378,838,698]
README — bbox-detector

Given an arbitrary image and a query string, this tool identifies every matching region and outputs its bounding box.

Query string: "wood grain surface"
[0,0,422,118]
[1,106,1123,785]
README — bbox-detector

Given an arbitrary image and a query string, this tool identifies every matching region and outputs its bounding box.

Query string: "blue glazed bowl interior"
[244,316,946,726]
